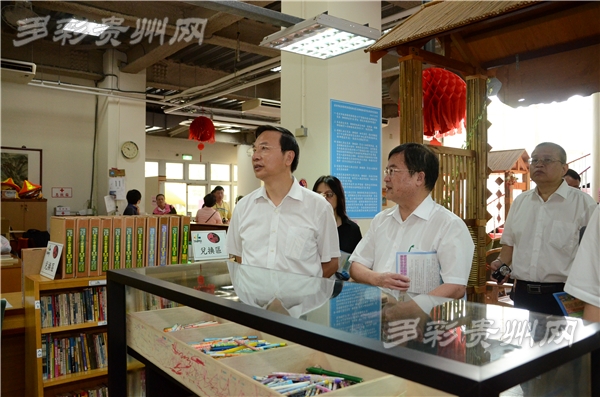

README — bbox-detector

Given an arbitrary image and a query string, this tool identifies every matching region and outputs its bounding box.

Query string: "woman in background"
[312,176,362,253]
[195,193,223,224]
[211,186,231,224]
[153,194,177,215]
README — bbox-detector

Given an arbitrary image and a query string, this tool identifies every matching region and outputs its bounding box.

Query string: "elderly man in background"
[490,142,596,315]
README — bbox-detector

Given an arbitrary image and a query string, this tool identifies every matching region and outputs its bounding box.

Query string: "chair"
[485,248,514,307]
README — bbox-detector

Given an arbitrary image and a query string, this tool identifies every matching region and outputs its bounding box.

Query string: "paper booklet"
[396,251,442,294]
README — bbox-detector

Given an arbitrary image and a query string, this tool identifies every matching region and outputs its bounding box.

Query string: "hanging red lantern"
[422,68,466,139]
[189,115,215,150]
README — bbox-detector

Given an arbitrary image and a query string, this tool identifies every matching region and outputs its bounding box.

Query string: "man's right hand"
[489,259,510,285]
[375,272,411,290]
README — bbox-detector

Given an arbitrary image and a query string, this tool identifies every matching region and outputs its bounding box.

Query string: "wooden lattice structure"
[366,0,599,302]
[487,149,530,229]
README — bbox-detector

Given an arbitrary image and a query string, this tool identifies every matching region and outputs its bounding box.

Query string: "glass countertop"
[110,260,600,395]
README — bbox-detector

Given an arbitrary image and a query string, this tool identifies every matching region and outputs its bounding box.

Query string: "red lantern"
[422,68,466,138]
[189,115,215,150]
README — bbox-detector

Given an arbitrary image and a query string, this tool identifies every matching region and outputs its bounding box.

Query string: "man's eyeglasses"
[320,192,334,198]
[528,158,562,166]
[384,168,411,177]
[252,144,275,155]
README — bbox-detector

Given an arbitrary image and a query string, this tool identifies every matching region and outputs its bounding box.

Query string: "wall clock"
[121,141,139,159]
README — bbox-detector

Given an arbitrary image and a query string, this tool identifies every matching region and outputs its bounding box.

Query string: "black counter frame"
[108,268,600,397]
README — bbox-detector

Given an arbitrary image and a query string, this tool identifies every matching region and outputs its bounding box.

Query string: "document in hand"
[396,251,442,294]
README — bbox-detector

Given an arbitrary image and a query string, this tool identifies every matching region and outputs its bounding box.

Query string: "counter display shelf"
[108,261,600,397]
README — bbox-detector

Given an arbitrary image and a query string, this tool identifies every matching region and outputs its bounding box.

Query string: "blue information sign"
[330,99,381,219]
[329,282,381,340]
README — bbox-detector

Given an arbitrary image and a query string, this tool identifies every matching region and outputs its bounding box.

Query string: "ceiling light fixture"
[260,13,380,60]
[63,19,110,37]
[270,66,282,73]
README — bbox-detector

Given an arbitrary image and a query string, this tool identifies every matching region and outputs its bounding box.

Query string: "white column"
[236,144,261,196]
[96,49,147,214]
[592,92,600,201]
[280,1,381,230]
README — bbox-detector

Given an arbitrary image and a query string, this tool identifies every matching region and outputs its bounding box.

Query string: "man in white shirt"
[564,204,600,322]
[350,143,474,299]
[490,142,597,315]
[227,125,340,278]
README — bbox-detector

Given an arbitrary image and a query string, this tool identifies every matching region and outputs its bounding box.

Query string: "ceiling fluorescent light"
[270,66,282,72]
[63,19,109,37]
[260,13,380,60]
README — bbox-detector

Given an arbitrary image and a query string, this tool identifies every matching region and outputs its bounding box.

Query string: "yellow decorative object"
[19,180,42,198]
[1,177,20,191]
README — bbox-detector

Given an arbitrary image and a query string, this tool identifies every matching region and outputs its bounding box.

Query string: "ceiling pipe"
[163,73,281,114]
[186,1,303,27]
[164,56,281,101]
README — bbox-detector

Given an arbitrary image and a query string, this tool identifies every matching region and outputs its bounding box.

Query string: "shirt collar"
[389,195,435,222]
[255,177,301,202]
[534,179,570,201]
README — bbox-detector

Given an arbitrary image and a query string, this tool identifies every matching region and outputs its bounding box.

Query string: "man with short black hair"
[564,168,581,188]
[350,143,474,299]
[490,142,596,315]
[227,125,340,278]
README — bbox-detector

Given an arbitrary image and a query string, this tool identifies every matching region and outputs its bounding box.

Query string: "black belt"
[516,280,564,295]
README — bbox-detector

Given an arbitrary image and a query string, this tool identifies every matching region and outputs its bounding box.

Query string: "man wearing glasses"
[490,142,596,315]
[350,143,474,299]
[227,125,340,278]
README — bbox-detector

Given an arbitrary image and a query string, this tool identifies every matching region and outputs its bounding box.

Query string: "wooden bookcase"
[25,274,108,397]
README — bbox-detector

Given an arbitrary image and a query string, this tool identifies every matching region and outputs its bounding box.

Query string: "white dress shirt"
[564,204,600,307]
[350,195,474,287]
[501,180,597,283]
[226,177,340,277]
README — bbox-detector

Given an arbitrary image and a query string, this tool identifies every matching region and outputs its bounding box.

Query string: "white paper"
[40,242,64,280]
[109,176,126,200]
[104,195,116,214]
[2,298,12,309]
[396,251,441,294]
[191,231,228,260]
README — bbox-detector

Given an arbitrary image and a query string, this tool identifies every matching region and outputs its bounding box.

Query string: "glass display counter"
[107,261,600,397]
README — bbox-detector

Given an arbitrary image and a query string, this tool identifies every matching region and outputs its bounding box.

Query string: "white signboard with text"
[191,231,228,261]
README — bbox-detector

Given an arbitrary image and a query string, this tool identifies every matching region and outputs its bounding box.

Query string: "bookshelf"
[25,274,109,397]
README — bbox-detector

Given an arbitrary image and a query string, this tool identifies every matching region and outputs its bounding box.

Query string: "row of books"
[41,332,108,380]
[50,215,191,279]
[129,289,181,312]
[56,384,108,397]
[40,286,107,328]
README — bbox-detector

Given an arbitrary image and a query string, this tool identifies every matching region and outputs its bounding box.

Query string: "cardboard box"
[112,217,124,270]
[179,216,191,264]
[146,216,158,267]
[88,217,101,276]
[123,217,135,269]
[157,217,169,266]
[127,307,412,397]
[134,216,146,268]
[75,217,89,278]
[169,216,180,264]
[54,206,70,216]
[50,217,76,279]
[100,217,113,275]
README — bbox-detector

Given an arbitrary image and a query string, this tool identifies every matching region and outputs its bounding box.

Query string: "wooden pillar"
[466,75,489,299]
[399,55,423,144]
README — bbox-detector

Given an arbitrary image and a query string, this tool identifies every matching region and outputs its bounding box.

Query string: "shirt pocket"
[285,227,314,261]
[548,220,577,254]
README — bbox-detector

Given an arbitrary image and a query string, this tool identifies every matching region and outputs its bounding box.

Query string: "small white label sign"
[191,231,228,261]
[40,242,63,280]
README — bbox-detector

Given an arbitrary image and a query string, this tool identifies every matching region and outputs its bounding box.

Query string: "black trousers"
[513,280,565,316]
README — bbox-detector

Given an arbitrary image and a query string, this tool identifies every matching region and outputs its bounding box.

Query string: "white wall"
[1,79,96,229]
[1,79,240,230]
[146,135,237,164]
